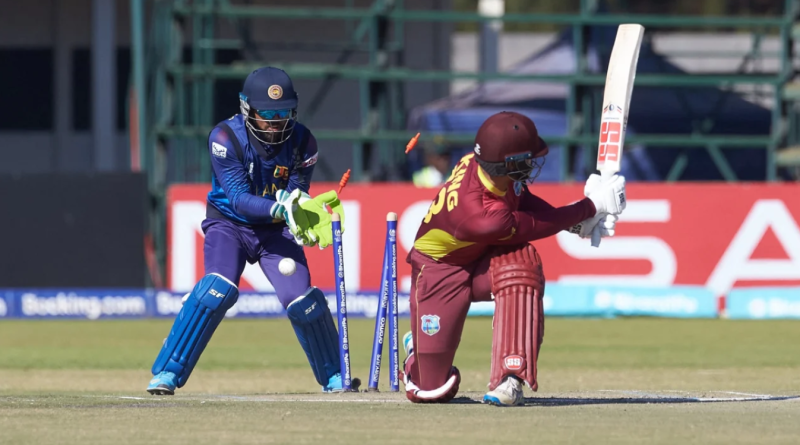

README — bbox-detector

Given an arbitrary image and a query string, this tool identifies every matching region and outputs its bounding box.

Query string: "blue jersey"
[206,114,318,225]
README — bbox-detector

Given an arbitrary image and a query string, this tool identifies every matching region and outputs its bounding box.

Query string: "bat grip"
[590,171,614,248]
[591,223,602,247]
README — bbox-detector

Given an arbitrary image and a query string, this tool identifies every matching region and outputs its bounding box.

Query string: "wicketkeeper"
[147,67,347,395]
[401,111,626,406]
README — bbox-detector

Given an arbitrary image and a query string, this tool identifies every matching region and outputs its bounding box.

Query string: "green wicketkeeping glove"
[299,190,345,249]
[283,190,317,247]
[283,189,346,248]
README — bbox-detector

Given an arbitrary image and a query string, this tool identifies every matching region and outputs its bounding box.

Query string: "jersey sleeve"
[503,198,596,243]
[453,198,596,244]
[519,189,556,212]
[209,127,278,220]
[286,132,318,194]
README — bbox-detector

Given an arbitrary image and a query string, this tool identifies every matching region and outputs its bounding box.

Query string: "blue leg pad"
[151,273,239,388]
[286,287,340,386]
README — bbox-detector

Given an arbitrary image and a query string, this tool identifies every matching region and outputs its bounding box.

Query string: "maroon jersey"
[413,153,595,266]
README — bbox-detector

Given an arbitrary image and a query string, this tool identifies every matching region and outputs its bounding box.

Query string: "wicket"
[367,212,399,392]
[331,212,353,391]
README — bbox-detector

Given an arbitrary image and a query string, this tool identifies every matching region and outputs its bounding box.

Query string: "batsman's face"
[505,152,546,183]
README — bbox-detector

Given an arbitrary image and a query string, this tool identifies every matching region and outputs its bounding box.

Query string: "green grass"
[1,318,800,444]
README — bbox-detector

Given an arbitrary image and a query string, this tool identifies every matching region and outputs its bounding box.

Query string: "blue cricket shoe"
[322,373,361,393]
[147,371,177,396]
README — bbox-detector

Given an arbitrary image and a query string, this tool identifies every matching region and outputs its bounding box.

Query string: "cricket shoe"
[483,375,524,407]
[322,373,361,393]
[147,371,177,395]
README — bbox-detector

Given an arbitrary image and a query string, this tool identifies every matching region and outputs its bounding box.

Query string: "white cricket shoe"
[483,375,524,407]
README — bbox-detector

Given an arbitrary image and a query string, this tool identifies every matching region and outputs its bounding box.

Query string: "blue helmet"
[239,67,298,145]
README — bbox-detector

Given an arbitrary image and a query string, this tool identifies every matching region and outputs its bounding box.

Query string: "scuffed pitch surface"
[2,318,800,444]
[2,391,799,445]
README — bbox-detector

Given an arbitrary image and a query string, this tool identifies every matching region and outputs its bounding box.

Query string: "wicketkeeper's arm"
[285,133,319,194]
[208,128,280,221]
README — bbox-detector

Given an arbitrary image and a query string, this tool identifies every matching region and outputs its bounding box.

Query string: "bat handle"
[591,224,602,247]
[591,171,614,248]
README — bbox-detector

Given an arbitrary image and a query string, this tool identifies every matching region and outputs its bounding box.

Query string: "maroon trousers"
[404,249,494,391]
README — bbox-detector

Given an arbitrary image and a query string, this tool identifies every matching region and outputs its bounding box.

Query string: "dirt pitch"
[1,318,799,444]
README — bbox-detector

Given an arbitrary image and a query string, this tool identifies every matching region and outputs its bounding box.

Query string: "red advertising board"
[168,182,800,296]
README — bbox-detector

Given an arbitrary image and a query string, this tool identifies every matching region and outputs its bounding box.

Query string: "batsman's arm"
[518,190,556,212]
[208,128,279,220]
[454,199,596,245]
[286,133,319,194]
[506,198,596,243]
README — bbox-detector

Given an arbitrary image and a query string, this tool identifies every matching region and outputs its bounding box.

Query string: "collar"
[477,165,506,197]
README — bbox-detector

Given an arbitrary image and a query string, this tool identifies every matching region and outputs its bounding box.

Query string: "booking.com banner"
[0,284,719,320]
[168,182,800,299]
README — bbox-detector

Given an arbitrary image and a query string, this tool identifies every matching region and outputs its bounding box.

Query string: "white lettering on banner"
[20,293,146,319]
[399,201,432,292]
[706,200,800,296]
[156,292,184,315]
[171,200,361,291]
[225,294,284,317]
[593,290,698,314]
[557,200,677,286]
[748,298,800,319]
[0,298,6,317]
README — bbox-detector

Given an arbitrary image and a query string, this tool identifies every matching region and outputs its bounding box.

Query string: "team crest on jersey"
[268,85,283,100]
[274,165,289,179]
[421,315,440,336]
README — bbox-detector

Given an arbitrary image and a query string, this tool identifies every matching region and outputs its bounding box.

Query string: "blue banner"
[0,285,718,320]
[588,285,717,318]
[727,287,800,319]
[467,284,716,318]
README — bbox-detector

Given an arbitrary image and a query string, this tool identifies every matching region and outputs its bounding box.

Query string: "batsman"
[401,111,626,406]
[147,67,346,395]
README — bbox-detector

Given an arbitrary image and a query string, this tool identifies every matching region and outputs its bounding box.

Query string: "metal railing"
[129,0,799,282]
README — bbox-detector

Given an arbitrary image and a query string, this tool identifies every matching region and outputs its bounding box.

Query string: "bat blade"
[591,24,644,247]
[596,24,644,175]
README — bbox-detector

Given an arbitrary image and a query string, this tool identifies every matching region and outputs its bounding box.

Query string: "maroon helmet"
[473,111,549,182]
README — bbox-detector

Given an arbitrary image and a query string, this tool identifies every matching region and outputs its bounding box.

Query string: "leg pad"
[151,273,239,388]
[286,287,340,386]
[488,244,545,391]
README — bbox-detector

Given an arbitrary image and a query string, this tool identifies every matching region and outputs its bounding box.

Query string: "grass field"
[2,318,800,444]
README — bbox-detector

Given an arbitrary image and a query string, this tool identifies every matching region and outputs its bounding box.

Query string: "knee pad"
[286,287,340,386]
[151,273,239,387]
[404,367,461,404]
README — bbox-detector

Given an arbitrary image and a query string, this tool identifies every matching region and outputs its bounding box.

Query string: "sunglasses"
[255,109,293,120]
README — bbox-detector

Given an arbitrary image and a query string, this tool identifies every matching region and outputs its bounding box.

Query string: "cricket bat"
[591,24,645,247]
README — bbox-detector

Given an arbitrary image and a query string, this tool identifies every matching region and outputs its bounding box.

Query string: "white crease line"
[718,391,775,398]
[192,397,404,403]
